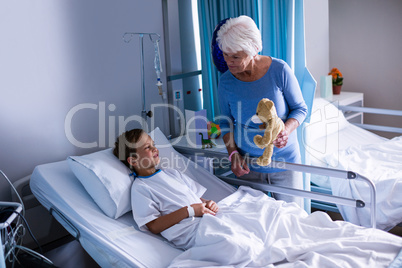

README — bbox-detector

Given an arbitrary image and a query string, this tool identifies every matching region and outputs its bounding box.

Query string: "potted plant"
[328,68,344,94]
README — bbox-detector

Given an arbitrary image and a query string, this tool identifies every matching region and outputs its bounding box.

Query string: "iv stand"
[123,32,161,131]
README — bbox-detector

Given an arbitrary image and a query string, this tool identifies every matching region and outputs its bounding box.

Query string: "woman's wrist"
[284,118,299,134]
[229,150,239,162]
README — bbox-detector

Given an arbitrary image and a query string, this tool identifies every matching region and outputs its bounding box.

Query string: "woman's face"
[222,50,252,74]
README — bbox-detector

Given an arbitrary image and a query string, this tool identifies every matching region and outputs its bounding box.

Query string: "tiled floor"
[44,240,99,268]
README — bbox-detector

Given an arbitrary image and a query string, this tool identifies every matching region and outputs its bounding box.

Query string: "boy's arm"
[146,206,189,234]
[146,202,218,234]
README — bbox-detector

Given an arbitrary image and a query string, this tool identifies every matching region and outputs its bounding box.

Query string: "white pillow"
[150,127,178,169]
[303,98,350,142]
[68,148,133,219]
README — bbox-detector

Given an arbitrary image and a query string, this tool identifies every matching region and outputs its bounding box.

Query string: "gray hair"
[216,15,262,57]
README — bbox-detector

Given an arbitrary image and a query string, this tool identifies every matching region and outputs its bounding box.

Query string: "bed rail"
[173,146,377,229]
[338,105,402,134]
[49,207,80,240]
[219,160,376,229]
[272,161,376,228]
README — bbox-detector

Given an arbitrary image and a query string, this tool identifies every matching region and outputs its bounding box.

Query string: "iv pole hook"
[123,32,161,131]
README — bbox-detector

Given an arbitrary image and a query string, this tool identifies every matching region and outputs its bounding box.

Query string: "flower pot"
[333,85,342,95]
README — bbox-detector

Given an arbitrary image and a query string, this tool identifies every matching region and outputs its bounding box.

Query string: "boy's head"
[113,129,160,173]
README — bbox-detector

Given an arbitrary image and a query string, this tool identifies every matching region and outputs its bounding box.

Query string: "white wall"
[305,0,330,96]
[0,0,168,201]
[329,0,402,137]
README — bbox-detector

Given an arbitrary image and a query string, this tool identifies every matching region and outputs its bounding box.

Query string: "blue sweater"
[218,57,307,173]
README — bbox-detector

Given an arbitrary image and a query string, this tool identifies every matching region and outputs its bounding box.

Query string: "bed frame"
[338,105,402,134]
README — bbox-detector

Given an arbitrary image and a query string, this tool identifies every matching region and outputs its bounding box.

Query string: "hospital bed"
[304,98,402,231]
[29,127,402,267]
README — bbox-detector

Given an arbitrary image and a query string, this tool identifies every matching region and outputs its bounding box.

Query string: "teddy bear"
[251,98,285,166]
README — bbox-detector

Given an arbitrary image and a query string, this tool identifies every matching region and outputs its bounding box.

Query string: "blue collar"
[129,171,138,178]
[130,169,161,179]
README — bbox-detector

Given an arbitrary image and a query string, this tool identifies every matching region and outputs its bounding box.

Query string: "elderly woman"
[216,15,307,207]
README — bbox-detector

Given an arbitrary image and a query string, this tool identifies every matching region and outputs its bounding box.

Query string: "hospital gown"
[131,168,206,249]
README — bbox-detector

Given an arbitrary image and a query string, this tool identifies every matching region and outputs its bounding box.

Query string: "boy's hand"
[192,201,219,216]
[203,200,219,213]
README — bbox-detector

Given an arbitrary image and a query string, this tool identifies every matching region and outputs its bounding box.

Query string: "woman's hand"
[273,129,289,148]
[191,202,218,216]
[273,118,299,148]
[222,133,250,177]
[231,153,250,177]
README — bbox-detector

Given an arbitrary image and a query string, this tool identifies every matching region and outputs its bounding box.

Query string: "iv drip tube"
[154,39,163,96]
[123,32,163,130]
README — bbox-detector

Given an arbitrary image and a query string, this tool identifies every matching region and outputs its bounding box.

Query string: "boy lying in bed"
[113,129,402,268]
[113,128,217,250]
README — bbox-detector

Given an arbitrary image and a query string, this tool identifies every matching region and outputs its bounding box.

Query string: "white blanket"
[169,186,402,268]
[325,136,402,230]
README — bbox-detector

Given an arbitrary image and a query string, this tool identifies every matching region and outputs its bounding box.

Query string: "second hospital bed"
[29,127,402,267]
[304,97,402,231]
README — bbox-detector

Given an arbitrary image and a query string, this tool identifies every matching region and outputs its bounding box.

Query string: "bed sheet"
[30,161,182,268]
[306,123,386,188]
[325,136,402,230]
[169,186,402,267]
